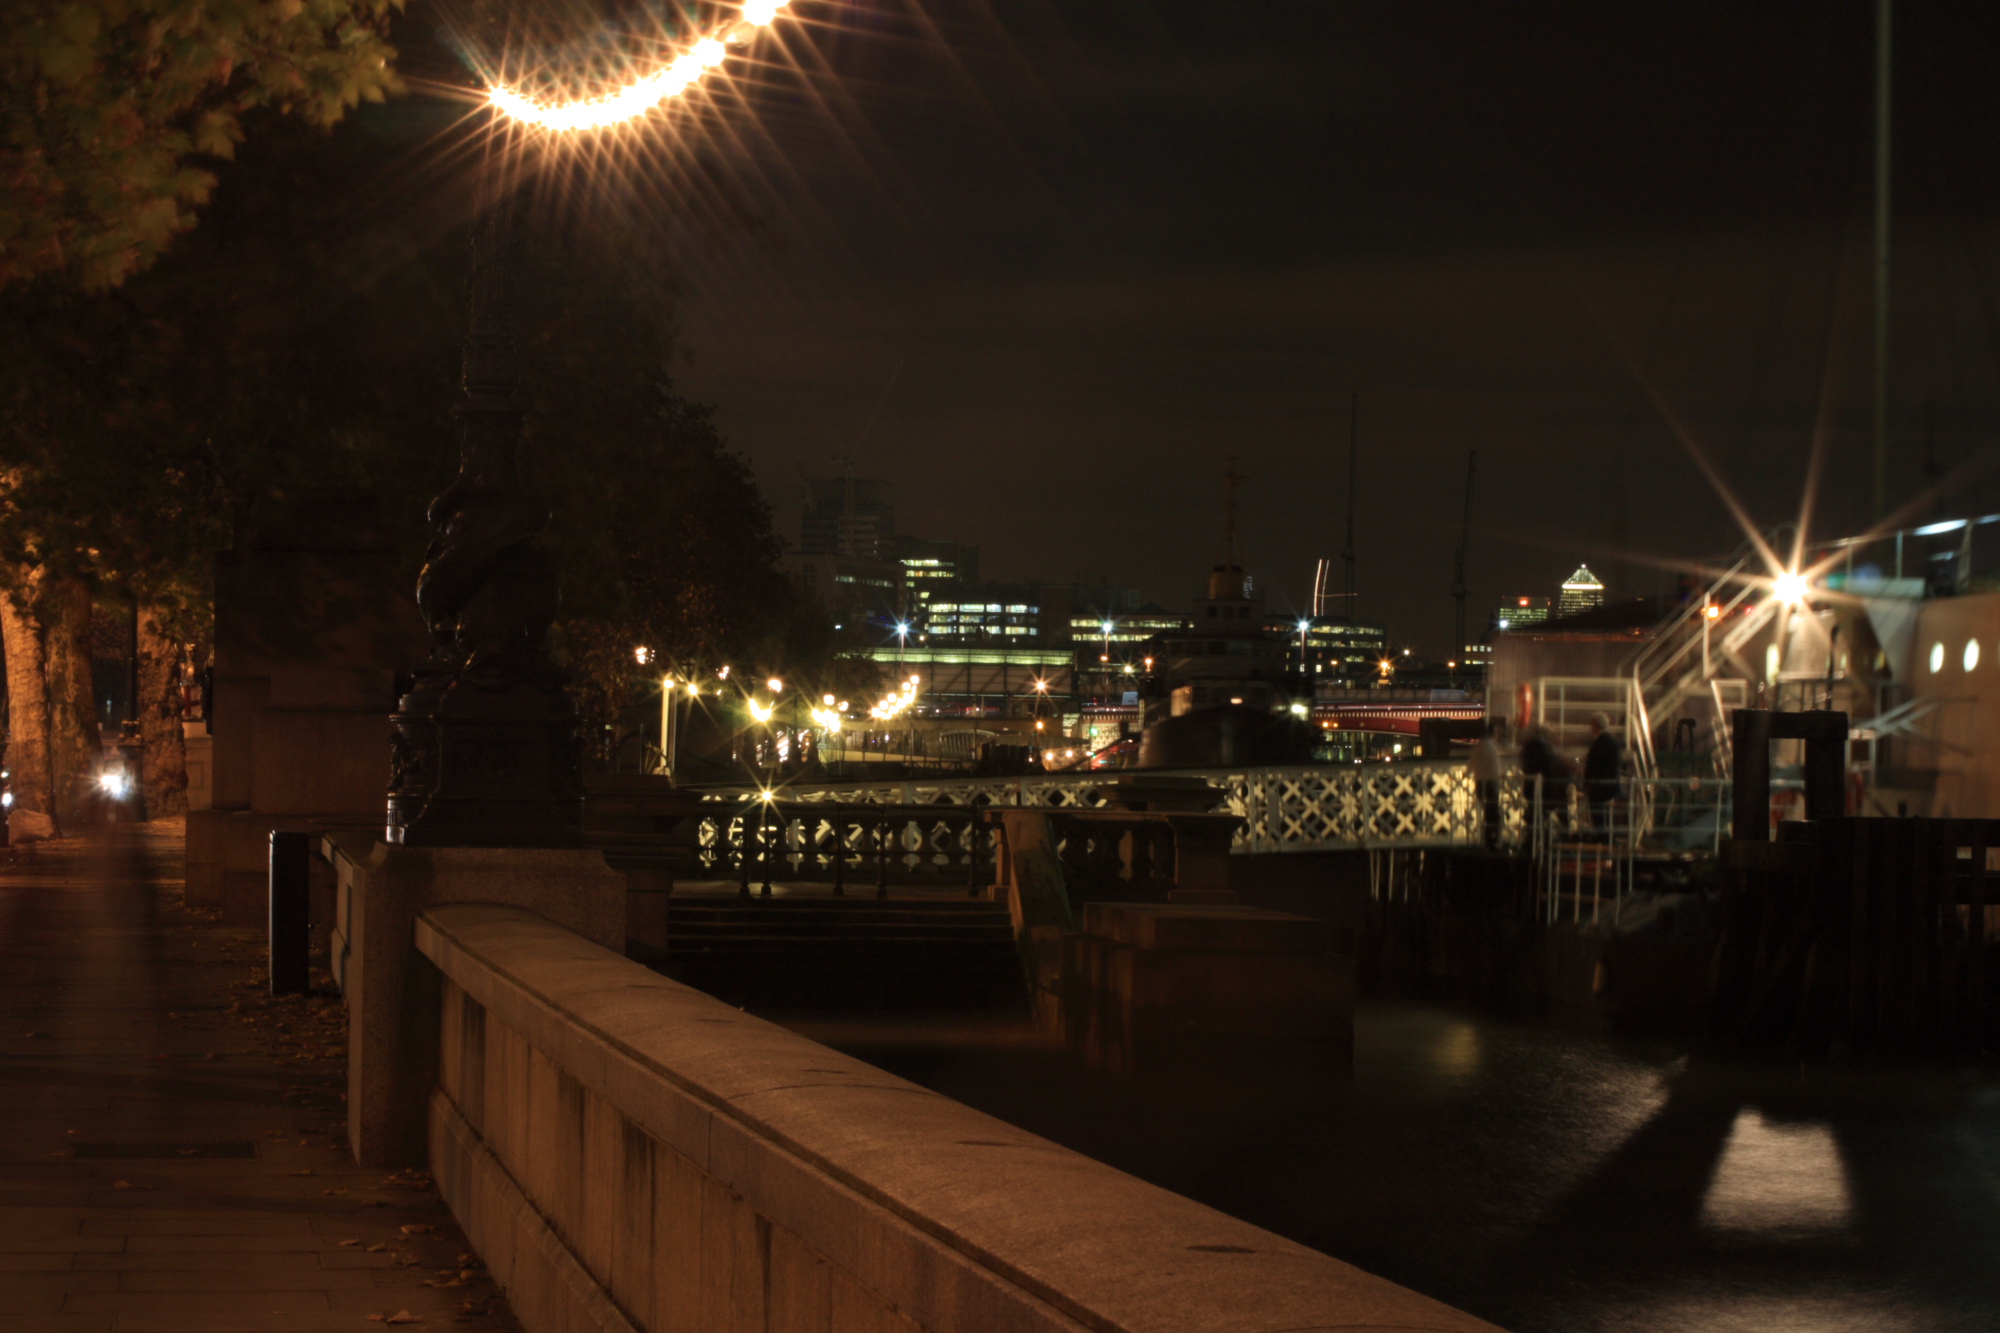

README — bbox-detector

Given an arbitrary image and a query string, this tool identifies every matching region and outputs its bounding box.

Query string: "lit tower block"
[1558,565,1606,619]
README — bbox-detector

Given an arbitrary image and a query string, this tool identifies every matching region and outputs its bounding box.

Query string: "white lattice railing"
[698,761,1529,854]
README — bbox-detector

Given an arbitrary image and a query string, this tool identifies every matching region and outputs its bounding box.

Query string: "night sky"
[600,0,2000,654]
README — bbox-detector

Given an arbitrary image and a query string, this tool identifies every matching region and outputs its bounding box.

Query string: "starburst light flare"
[488,2,790,133]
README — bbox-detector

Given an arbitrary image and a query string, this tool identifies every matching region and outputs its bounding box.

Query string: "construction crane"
[1450,450,1476,660]
[1340,393,1358,614]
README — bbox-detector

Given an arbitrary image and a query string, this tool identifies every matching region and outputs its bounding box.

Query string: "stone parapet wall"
[416,901,1502,1333]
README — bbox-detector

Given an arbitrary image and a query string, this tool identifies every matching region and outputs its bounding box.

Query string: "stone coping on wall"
[415,902,1503,1333]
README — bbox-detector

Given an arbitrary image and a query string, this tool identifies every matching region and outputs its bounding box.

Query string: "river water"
[792,1002,2000,1332]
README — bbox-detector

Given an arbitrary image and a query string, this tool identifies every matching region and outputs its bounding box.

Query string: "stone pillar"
[328,836,624,1166]
[1067,901,1354,1079]
[185,490,425,919]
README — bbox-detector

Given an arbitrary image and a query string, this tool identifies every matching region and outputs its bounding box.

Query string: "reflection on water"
[1635,1291,1936,1333]
[1700,1111,1853,1236]
[796,1001,2000,1333]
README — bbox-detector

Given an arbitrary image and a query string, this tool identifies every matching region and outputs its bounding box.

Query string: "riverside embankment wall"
[415,902,1502,1333]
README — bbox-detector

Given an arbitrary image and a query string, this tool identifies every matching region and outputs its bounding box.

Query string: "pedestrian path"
[0,822,518,1332]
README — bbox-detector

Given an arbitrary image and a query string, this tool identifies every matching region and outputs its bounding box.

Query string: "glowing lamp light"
[1773,572,1809,606]
[488,2,791,132]
[766,677,784,693]
[1704,603,1723,621]
[98,770,132,800]
[747,699,774,723]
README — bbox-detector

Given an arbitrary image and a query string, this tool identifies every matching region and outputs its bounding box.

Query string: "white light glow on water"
[1700,1110,1852,1235]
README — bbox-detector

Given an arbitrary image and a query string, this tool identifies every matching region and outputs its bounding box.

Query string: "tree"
[0,69,837,818]
[0,0,404,292]
[0,275,231,828]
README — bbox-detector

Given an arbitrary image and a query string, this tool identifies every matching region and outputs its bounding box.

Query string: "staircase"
[657,896,1026,1014]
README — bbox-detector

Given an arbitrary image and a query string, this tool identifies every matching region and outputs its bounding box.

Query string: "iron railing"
[698,762,1805,858]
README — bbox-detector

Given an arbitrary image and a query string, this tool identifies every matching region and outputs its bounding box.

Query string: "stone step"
[668,896,1004,911]
[672,912,1016,932]
[659,896,1024,1013]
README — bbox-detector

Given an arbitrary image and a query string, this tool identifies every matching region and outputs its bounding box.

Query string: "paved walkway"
[0,822,518,1332]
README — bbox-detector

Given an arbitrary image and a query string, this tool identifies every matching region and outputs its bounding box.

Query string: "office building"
[1264,615,1388,683]
[1558,565,1606,619]
[1492,596,1551,633]
[894,536,980,625]
[800,476,896,560]
[921,583,1063,647]
[785,552,905,632]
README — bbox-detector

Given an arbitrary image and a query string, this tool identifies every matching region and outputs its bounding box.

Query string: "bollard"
[268,831,311,995]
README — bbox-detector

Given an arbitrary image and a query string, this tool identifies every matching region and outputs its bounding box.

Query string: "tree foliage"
[1,0,404,291]
[0,20,853,797]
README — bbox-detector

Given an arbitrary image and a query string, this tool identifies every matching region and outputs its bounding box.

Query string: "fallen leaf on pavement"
[400,1224,436,1235]
[366,1242,387,1252]
[366,1313,424,1325]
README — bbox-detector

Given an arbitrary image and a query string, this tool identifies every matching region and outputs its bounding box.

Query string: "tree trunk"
[136,605,187,818]
[0,564,53,838]
[46,577,96,831]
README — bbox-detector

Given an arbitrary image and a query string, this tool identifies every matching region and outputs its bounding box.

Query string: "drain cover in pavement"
[70,1142,257,1159]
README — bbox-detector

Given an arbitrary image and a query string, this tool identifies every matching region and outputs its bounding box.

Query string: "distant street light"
[656,677,687,782]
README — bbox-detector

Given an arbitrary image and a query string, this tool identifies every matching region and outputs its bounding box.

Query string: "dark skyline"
[607,0,2000,653]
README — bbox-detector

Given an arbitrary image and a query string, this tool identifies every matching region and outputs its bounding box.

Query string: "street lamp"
[387,4,800,846]
[658,677,676,781]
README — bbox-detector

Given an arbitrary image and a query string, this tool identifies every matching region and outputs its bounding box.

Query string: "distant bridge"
[705,762,1505,855]
[695,761,1745,864]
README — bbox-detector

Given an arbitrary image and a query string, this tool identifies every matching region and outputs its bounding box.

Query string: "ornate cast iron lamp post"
[385,2,794,846]
[387,191,579,846]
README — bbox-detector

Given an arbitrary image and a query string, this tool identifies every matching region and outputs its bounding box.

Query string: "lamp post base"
[386,674,584,848]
